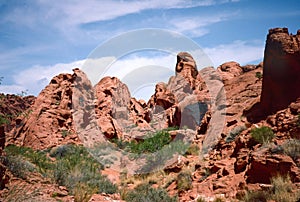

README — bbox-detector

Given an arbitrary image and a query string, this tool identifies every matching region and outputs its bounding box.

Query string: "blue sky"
[0,0,299,99]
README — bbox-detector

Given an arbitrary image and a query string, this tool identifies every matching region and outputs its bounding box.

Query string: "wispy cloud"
[3,0,222,27]
[204,40,264,66]
[168,13,233,37]
[0,60,84,95]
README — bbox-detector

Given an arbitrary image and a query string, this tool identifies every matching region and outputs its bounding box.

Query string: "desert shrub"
[255,72,263,79]
[282,139,300,162]
[185,144,200,156]
[3,155,34,179]
[128,129,172,154]
[196,196,206,202]
[0,114,10,125]
[138,140,189,173]
[4,144,117,200]
[124,183,177,202]
[244,190,269,202]
[213,197,225,202]
[270,175,299,202]
[244,175,300,202]
[1,182,40,202]
[73,183,97,202]
[5,144,52,176]
[177,171,192,192]
[52,144,117,195]
[225,125,247,143]
[61,129,71,138]
[250,126,274,144]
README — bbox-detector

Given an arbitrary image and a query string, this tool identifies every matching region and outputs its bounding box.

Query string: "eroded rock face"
[175,52,198,90]
[95,76,152,139]
[95,76,131,139]
[261,27,300,114]
[8,73,79,150]
[148,52,210,131]
[217,61,243,81]
[246,152,300,183]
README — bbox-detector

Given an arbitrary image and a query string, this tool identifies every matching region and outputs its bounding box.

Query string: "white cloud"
[203,40,264,66]
[0,60,84,96]
[1,53,177,99]
[47,0,224,26]
[0,85,27,95]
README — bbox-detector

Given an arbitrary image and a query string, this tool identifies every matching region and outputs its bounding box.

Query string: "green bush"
[128,130,172,154]
[255,72,263,79]
[5,145,51,176]
[51,144,117,195]
[124,183,177,202]
[4,144,117,200]
[250,126,275,144]
[177,171,192,192]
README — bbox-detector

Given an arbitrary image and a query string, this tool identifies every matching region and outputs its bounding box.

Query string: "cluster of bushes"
[3,144,117,201]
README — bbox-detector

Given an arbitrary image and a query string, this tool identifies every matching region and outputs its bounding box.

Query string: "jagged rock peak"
[175,52,198,89]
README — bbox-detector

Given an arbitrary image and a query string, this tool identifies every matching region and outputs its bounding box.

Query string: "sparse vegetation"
[123,183,177,202]
[185,144,200,156]
[1,183,41,202]
[4,144,117,201]
[138,140,189,173]
[177,171,192,192]
[0,114,10,125]
[61,129,71,138]
[196,196,207,202]
[213,197,225,202]
[244,175,300,202]
[255,72,263,79]
[225,125,247,143]
[282,139,300,162]
[2,155,35,179]
[250,126,275,144]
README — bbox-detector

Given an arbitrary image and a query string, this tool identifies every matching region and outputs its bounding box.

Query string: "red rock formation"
[175,52,198,90]
[7,73,79,150]
[261,27,300,114]
[95,76,131,139]
[246,152,300,184]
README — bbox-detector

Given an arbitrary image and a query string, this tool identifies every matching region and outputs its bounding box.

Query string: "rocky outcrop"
[0,94,35,132]
[7,73,79,150]
[246,151,300,184]
[95,76,152,139]
[95,76,131,139]
[0,94,34,190]
[260,27,300,115]
[175,52,198,90]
